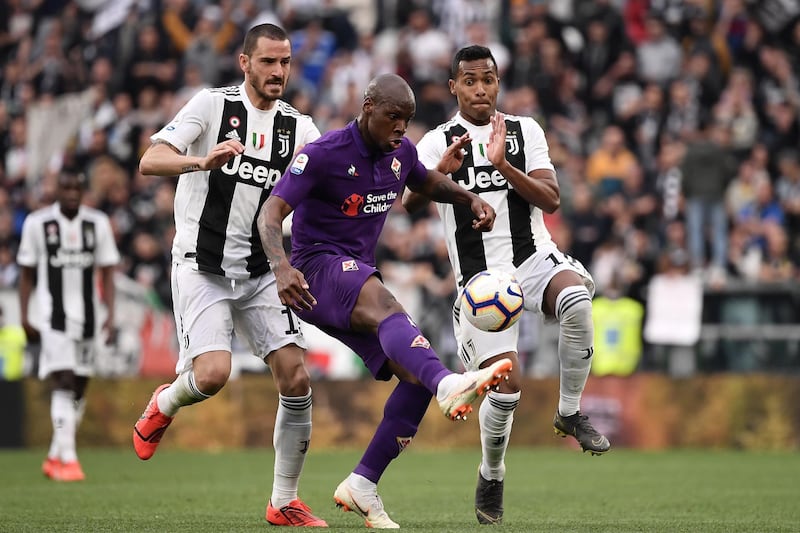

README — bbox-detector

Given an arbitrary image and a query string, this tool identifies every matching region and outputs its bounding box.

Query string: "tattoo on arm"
[181,163,201,173]
[259,221,288,269]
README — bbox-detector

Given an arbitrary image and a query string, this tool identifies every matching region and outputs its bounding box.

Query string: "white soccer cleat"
[333,478,400,529]
[437,358,513,421]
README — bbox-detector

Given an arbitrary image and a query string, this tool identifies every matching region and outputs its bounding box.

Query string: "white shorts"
[171,263,306,375]
[454,243,594,371]
[39,330,95,379]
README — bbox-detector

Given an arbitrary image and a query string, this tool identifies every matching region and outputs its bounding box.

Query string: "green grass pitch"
[1,448,798,532]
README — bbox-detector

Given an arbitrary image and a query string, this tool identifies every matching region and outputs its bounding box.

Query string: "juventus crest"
[277,130,291,158]
[505,133,519,156]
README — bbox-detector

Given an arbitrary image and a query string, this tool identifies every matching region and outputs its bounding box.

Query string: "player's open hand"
[275,266,317,312]
[21,320,40,344]
[202,139,245,170]
[470,197,495,232]
[487,112,507,168]
[101,317,117,346]
[437,133,472,175]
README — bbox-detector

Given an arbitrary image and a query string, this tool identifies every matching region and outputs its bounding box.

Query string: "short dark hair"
[451,45,497,79]
[243,23,289,56]
[58,169,87,188]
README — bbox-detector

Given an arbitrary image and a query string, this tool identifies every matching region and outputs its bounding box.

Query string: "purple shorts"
[294,254,392,380]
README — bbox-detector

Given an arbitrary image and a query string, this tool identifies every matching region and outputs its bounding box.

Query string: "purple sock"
[377,313,451,394]
[354,381,432,483]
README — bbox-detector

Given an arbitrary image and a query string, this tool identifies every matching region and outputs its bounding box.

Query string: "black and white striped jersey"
[416,112,555,286]
[17,203,120,340]
[152,83,320,279]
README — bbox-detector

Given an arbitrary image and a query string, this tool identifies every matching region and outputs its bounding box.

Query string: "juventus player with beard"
[404,46,611,525]
[132,24,326,527]
[18,171,120,481]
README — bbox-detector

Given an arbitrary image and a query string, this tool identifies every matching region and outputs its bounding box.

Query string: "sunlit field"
[1,448,798,532]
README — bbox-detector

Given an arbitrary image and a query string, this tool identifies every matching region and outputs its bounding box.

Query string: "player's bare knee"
[495,375,521,394]
[481,353,521,392]
[50,370,76,391]
[277,364,311,396]
[193,365,230,395]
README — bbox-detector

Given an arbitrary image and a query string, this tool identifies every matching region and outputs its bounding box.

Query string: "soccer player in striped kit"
[18,170,120,481]
[131,23,326,527]
[405,45,611,525]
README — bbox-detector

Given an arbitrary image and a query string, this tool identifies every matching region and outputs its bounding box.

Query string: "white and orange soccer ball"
[460,269,524,332]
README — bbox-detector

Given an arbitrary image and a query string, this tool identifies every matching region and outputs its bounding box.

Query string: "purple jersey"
[272,120,428,267]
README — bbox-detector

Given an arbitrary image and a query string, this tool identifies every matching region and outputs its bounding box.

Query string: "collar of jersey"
[239,82,279,117]
[348,120,375,158]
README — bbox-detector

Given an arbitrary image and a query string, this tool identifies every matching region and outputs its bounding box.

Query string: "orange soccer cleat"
[54,460,85,482]
[132,384,173,460]
[265,499,328,527]
[42,457,60,479]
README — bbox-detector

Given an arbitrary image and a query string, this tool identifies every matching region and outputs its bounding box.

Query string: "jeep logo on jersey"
[457,165,509,192]
[49,249,95,269]
[219,153,282,190]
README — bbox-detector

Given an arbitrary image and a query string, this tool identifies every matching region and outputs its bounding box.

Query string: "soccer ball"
[460,270,524,332]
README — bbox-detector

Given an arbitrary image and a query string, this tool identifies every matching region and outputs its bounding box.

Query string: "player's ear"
[449,79,456,96]
[239,53,249,73]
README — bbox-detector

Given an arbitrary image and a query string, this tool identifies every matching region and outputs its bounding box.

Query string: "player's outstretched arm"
[401,188,430,214]
[408,169,495,231]
[139,139,244,176]
[402,133,472,214]
[257,196,317,312]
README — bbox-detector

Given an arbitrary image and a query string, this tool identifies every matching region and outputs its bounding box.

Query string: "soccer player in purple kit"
[257,73,513,528]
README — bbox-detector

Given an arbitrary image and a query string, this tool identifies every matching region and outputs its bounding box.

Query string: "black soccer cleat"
[475,473,504,525]
[553,411,611,456]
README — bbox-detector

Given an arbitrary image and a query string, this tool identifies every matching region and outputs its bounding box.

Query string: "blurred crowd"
[0,0,799,369]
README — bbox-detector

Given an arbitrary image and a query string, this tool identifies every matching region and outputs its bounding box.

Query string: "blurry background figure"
[17,171,119,480]
[680,121,738,286]
[0,304,27,449]
[643,248,702,377]
[590,274,644,377]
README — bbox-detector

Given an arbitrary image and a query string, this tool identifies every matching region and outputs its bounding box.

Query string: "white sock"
[74,397,86,427]
[348,472,377,492]
[157,370,211,417]
[271,390,312,508]
[51,389,78,463]
[479,391,520,481]
[555,286,594,416]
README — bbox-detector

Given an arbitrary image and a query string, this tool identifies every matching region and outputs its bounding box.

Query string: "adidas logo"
[225,129,241,141]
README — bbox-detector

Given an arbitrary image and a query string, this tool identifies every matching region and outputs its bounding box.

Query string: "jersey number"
[546,252,580,268]
[281,305,300,335]
[546,252,587,277]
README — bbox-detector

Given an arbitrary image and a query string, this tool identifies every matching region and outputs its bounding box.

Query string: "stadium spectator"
[680,121,738,284]
[17,170,119,481]
[130,23,327,528]
[405,45,610,525]
[585,124,637,197]
[636,11,682,85]
[775,150,800,263]
[3,0,799,378]
[257,72,510,528]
